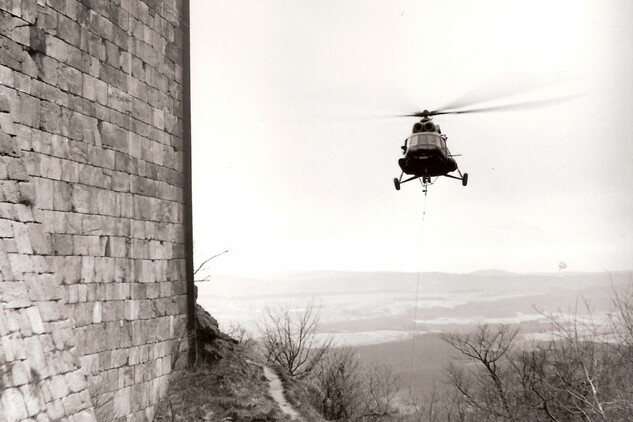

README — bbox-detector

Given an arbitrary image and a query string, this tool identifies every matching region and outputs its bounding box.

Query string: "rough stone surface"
[1,1,188,421]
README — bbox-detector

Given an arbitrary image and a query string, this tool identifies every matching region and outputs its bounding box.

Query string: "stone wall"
[0,1,189,421]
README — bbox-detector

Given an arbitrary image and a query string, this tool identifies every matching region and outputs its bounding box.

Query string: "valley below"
[198,270,631,395]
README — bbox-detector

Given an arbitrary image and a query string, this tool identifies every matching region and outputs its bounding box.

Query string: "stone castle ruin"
[1,0,192,420]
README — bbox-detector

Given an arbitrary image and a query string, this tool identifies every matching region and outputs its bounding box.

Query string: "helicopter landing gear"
[394,173,420,190]
[441,169,469,187]
[457,169,468,186]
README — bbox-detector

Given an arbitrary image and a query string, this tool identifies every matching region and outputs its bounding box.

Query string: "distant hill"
[470,269,519,276]
[199,270,629,299]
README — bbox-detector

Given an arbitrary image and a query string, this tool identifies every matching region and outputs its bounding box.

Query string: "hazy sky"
[190,0,633,276]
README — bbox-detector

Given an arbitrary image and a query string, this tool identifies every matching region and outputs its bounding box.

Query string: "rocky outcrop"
[195,304,237,362]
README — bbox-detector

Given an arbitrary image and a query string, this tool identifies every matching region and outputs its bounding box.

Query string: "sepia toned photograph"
[1,1,632,421]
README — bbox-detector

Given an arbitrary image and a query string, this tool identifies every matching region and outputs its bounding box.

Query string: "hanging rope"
[408,183,429,392]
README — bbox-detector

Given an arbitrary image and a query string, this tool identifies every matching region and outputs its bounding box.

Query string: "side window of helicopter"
[439,136,448,154]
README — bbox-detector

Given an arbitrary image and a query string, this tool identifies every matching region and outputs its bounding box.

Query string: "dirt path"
[261,365,303,421]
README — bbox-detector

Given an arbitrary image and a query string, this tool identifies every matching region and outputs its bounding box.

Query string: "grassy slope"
[154,345,285,421]
[154,343,325,422]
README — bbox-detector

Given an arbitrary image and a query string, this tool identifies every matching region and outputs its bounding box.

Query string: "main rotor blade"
[401,111,429,118]
[439,72,569,111]
[432,94,584,115]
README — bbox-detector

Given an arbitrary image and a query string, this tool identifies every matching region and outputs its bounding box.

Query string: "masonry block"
[113,386,131,416]
[21,383,45,417]
[10,359,30,387]
[48,374,70,401]
[51,233,73,255]
[82,73,107,105]
[39,100,62,134]
[0,65,15,91]
[0,282,30,308]
[37,301,61,322]
[29,25,46,54]
[2,335,15,362]
[25,223,49,254]
[24,273,61,301]
[0,132,19,156]
[80,256,95,283]
[57,64,83,96]
[11,221,32,253]
[0,112,16,136]
[52,181,72,211]
[4,156,29,181]
[24,335,48,377]
[55,256,81,284]
[1,387,29,421]
[99,120,129,153]
[86,236,103,257]
[57,14,81,47]
[25,305,45,334]
[61,391,87,415]
[50,323,76,351]
[18,181,34,206]
[46,398,66,421]
[33,177,54,209]
[0,217,13,237]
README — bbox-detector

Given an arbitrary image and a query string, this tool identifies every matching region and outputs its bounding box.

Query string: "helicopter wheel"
[393,178,401,191]
[462,173,469,187]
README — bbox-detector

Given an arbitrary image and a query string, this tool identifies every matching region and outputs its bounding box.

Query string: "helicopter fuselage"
[398,132,457,178]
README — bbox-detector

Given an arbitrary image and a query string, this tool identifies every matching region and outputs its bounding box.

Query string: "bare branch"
[193,249,229,281]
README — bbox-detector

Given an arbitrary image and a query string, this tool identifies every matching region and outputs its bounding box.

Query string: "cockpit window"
[407,133,448,155]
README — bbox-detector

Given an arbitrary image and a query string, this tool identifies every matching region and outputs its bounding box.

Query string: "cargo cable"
[409,182,428,392]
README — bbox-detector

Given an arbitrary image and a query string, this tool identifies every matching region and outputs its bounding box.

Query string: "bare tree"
[312,347,364,421]
[508,344,564,422]
[442,324,519,421]
[258,300,332,378]
[360,363,401,422]
[609,280,633,355]
[606,281,633,417]
[437,282,633,422]
[531,289,633,422]
[310,347,403,422]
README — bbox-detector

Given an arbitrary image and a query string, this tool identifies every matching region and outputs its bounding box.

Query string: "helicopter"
[394,109,467,191]
[393,94,581,192]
